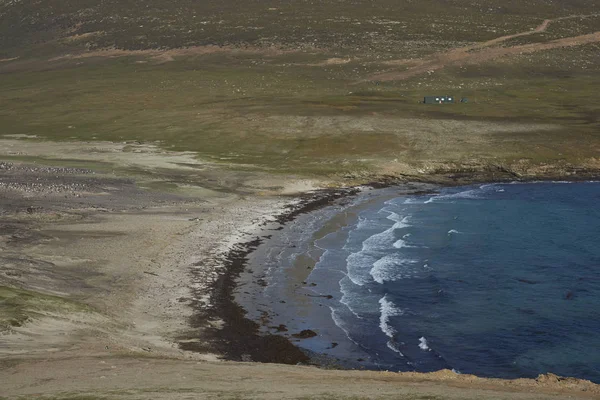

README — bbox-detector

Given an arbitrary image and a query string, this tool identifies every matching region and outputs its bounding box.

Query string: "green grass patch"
[0,286,93,332]
[2,32,600,178]
[3,0,588,59]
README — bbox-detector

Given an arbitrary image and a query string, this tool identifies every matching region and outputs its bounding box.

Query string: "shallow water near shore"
[237,182,600,382]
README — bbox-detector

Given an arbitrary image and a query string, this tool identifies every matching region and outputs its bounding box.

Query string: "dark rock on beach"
[292,329,318,339]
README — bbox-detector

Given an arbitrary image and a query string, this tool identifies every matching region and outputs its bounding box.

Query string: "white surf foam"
[392,238,408,249]
[396,216,412,228]
[418,337,431,351]
[356,215,383,230]
[363,227,395,250]
[370,254,419,284]
[379,295,405,356]
[479,183,500,190]
[425,187,485,203]
[378,295,404,338]
[384,210,410,225]
[346,252,377,286]
[447,229,461,235]
[384,210,400,221]
[393,238,418,249]
[338,276,365,320]
[345,211,412,286]
[329,306,361,347]
[365,213,411,250]
[517,180,574,184]
[405,197,425,204]
[386,341,405,356]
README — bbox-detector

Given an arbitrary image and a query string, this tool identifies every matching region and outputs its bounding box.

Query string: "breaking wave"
[418,337,431,351]
[379,295,405,355]
[370,254,419,284]
[345,210,411,286]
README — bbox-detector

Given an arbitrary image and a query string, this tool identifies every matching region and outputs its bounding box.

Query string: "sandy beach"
[232,184,441,368]
[3,0,600,396]
[0,138,302,361]
[1,138,599,399]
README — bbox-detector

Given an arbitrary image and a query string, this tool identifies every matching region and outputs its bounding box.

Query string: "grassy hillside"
[1,0,598,56]
[1,0,599,179]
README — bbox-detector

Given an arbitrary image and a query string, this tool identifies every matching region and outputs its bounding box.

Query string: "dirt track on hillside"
[48,43,297,64]
[363,14,600,83]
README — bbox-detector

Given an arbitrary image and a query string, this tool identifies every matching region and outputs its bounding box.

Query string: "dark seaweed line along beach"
[180,187,363,364]
[181,181,445,366]
[186,175,600,379]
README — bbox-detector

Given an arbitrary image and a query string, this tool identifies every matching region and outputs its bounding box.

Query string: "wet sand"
[2,138,599,399]
[230,184,439,367]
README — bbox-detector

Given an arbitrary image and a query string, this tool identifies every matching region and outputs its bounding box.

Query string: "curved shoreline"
[2,136,600,399]
[198,178,600,384]
[181,187,364,364]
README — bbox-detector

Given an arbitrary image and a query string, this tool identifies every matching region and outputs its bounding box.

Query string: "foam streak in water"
[393,238,419,249]
[346,211,411,286]
[370,255,418,284]
[330,306,361,347]
[424,186,489,204]
[379,295,405,356]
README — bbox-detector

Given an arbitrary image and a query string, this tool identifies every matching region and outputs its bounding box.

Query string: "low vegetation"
[0,286,93,332]
[0,1,599,180]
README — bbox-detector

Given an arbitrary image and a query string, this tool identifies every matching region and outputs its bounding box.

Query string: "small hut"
[423,96,455,104]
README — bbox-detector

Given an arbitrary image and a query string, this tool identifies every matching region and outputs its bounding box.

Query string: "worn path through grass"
[364,13,600,83]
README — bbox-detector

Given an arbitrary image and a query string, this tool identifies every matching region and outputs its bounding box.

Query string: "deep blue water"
[305,182,600,381]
